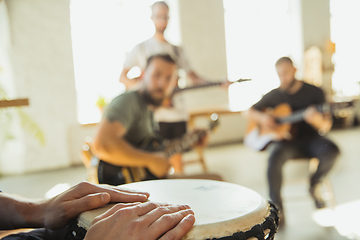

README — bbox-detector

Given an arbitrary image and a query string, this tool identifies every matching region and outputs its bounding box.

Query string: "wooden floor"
[1,126,359,240]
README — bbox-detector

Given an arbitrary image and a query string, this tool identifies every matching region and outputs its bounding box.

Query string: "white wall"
[176,0,247,145]
[179,0,229,107]
[1,0,78,174]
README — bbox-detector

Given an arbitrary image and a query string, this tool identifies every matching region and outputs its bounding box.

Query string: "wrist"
[22,199,46,228]
[4,195,46,229]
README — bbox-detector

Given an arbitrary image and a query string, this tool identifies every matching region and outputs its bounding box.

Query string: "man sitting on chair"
[92,54,219,185]
[247,57,340,223]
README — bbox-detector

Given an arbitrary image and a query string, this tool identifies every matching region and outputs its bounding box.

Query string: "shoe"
[309,183,326,209]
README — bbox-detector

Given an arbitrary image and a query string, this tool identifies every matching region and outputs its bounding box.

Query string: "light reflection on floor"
[313,199,360,239]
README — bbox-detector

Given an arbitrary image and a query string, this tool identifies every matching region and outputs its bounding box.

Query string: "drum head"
[78,179,269,240]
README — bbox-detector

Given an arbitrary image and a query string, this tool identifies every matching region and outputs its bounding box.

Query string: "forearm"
[93,138,156,168]
[119,71,140,90]
[247,107,265,123]
[310,114,333,134]
[0,193,45,230]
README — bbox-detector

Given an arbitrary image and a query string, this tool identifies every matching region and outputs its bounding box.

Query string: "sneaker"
[309,183,326,209]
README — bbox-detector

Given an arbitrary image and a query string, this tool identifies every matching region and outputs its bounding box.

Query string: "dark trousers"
[2,226,75,240]
[267,136,339,210]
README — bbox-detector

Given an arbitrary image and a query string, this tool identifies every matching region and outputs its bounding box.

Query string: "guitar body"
[244,103,293,151]
[91,112,220,186]
[97,160,158,186]
[97,137,166,186]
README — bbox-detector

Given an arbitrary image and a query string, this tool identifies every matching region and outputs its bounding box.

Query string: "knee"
[316,140,340,164]
[323,141,340,159]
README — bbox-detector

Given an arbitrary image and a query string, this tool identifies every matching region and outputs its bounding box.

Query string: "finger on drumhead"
[158,214,195,240]
[63,192,112,218]
[114,186,151,198]
[91,202,141,225]
[124,201,180,217]
[72,182,149,202]
[149,209,195,238]
[125,202,164,217]
[96,185,150,202]
[142,205,193,225]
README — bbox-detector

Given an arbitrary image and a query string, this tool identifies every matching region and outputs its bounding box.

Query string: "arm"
[304,106,333,134]
[92,119,171,177]
[0,181,149,230]
[119,67,142,90]
[84,202,195,240]
[247,107,278,130]
[303,88,333,135]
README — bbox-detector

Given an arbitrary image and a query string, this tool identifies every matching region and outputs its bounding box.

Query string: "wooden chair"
[180,105,242,174]
[80,137,99,184]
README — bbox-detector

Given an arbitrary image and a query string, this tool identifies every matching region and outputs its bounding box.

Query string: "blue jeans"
[267,136,339,209]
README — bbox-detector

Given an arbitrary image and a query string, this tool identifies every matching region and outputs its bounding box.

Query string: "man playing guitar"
[247,57,340,224]
[93,54,216,186]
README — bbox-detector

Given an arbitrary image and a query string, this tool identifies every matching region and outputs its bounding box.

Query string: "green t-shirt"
[103,91,158,148]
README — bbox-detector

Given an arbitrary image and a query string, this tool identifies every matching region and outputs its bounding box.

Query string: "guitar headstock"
[234,78,252,84]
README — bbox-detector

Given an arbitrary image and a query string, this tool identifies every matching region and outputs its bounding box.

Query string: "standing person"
[247,57,340,223]
[119,1,228,173]
[120,1,208,89]
[93,54,219,186]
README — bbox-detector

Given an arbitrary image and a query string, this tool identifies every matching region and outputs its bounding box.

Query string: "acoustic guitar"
[244,102,353,151]
[83,115,219,184]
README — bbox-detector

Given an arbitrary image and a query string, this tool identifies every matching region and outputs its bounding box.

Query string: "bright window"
[70,0,180,124]
[223,0,292,111]
[330,0,360,97]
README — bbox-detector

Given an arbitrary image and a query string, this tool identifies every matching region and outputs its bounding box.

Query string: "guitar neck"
[277,103,346,124]
[174,82,222,93]
[278,109,306,124]
[164,131,205,157]
[174,79,251,93]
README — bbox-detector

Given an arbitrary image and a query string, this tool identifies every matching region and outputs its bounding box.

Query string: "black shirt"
[252,82,325,138]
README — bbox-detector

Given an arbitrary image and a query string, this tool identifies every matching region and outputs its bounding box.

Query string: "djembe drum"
[71,179,279,240]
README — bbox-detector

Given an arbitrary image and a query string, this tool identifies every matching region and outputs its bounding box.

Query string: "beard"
[143,89,164,106]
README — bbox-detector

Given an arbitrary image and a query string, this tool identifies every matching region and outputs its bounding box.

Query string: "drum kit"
[70,179,279,240]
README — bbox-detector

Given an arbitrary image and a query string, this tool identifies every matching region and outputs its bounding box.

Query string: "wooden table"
[184,104,243,172]
[188,104,243,128]
[0,98,29,108]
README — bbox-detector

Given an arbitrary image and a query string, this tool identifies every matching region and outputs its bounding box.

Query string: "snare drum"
[71,179,279,240]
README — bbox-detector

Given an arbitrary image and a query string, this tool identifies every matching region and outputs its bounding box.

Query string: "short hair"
[151,1,169,12]
[145,54,176,69]
[275,57,294,67]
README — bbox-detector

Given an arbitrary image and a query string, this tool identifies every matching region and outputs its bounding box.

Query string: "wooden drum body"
[76,180,279,240]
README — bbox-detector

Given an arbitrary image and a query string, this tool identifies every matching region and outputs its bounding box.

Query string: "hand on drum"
[41,181,150,230]
[84,202,195,240]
